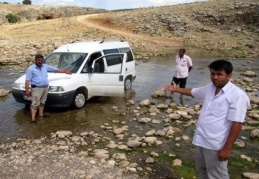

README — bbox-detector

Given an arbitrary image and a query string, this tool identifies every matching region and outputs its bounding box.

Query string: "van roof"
[53,40,130,53]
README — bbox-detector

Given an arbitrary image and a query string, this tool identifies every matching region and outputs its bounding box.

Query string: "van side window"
[119,47,134,62]
[104,54,123,73]
[81,52,102,73]
[103,49,119,54]
[106,55,122,66]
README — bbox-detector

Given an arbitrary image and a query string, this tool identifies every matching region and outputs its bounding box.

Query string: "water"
[0,53,259,178]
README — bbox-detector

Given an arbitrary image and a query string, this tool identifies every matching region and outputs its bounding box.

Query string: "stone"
[55,131,72,138]
[145,157,155,163]
[172,159,182,166]
[0,89,11,97]
[243,70,257,77]
[93,149,109,159]
[242,172,259,179]
[250,129,259,138]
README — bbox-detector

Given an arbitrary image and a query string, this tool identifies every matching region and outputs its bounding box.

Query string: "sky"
[5,0,208,10]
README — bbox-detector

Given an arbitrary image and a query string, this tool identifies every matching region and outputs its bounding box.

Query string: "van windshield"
[44,53,87,73]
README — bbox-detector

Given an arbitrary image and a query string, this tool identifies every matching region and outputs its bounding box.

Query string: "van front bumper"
[12,89,75,108]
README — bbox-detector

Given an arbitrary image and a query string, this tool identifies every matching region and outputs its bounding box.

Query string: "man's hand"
[64,69,72,75]
[218,147,231,161]
[25,90,31,97]
[164,81,177,92]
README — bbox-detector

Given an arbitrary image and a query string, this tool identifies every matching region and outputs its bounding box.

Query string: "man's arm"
[188,66,192,72]
[25,80,31,97]
[57,68,72,74]
[218,122,243,161]
[164,82,193,96]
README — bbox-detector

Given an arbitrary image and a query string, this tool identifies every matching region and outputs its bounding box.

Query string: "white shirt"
[191,81,250,150]
[174,54,192,78]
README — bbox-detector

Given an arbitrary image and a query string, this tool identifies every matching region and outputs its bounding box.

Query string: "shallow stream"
[0,51,258,178]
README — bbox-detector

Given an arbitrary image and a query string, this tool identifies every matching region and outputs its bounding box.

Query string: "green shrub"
[22,0,31,5]
[5,13,20,23]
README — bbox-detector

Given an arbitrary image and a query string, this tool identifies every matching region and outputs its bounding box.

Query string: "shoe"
[31,120,37,124]
[39,114,49,118]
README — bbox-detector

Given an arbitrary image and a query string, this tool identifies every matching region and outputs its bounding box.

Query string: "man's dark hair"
[35,54,44,60]
[208,59,233,74]
[179,48,186,53]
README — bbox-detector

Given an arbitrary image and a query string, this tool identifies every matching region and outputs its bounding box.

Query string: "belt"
[31,85,48,88]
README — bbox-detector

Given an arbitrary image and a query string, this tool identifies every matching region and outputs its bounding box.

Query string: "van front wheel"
[124,77,132,90]
[72,90,86,109]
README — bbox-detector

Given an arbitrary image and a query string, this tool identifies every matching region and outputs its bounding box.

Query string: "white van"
[12,40,136,108]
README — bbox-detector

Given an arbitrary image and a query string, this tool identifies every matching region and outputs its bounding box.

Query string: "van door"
[89,53,127,97]
[119,47,135,75]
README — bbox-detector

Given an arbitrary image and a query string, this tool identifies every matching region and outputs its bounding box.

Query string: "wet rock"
[152,88,165,97]
[156,103,168,109]
[112,153,127,161]
[139,99,151,106]
[149,105,160,113]
[240,154,252,162]
[242,172,259,179]
[0,89,11,97]
[106,142,118,149]
[242,126,256,130]
[144,137,157,144]
[113,126,128,135]
[127,100,135,105]
[172,159,182,166]
[55,131,72,138]
[182,135,190,140]
[127,138,142,148]
[169,113,181,120]
[145,157,155,163]
[145,129,156,136]
[234,141,246,148]
[93,149,109,159]
[250,129,259,138]
[243,77,253,83]
[243,70,257,77]
[119,160,130,167]
[249,96,259,105]
[138,117,151,123]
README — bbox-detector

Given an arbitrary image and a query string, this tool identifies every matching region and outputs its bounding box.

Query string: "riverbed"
[0,53,258,178]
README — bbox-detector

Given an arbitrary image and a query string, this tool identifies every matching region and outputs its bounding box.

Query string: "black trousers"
[171,76,188,88]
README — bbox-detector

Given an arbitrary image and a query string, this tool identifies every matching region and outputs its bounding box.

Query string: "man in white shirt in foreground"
[164,59,250,179]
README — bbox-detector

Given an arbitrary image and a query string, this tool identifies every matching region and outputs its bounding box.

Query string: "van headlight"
[49,86,64,92]
[13,82,25,89]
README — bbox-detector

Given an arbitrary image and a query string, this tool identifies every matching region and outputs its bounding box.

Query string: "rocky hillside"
[0,4,107,24]
[0,0,258,66]
[91,0,259,57]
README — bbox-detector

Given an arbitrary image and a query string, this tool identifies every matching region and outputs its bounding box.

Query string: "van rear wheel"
[124,77,132,90]
[72,90,86,109]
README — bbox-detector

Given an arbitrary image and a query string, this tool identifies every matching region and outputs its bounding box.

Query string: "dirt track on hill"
[76,14,181,47]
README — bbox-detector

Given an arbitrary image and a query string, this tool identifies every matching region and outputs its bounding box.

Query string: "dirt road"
[76,14,181,47]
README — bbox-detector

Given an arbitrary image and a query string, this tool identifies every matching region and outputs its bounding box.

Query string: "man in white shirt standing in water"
[164,59,250,178]
[170,48,192,98]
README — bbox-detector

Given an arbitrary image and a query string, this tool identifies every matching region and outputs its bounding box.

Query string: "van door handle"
[125,68,128,71]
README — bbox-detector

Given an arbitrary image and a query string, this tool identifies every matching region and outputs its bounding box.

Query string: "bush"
[22,0,31,5]
[5,13,20,23]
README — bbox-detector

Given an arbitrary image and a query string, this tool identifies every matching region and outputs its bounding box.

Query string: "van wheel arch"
[72,88,88,109]
[124,76,132,90]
